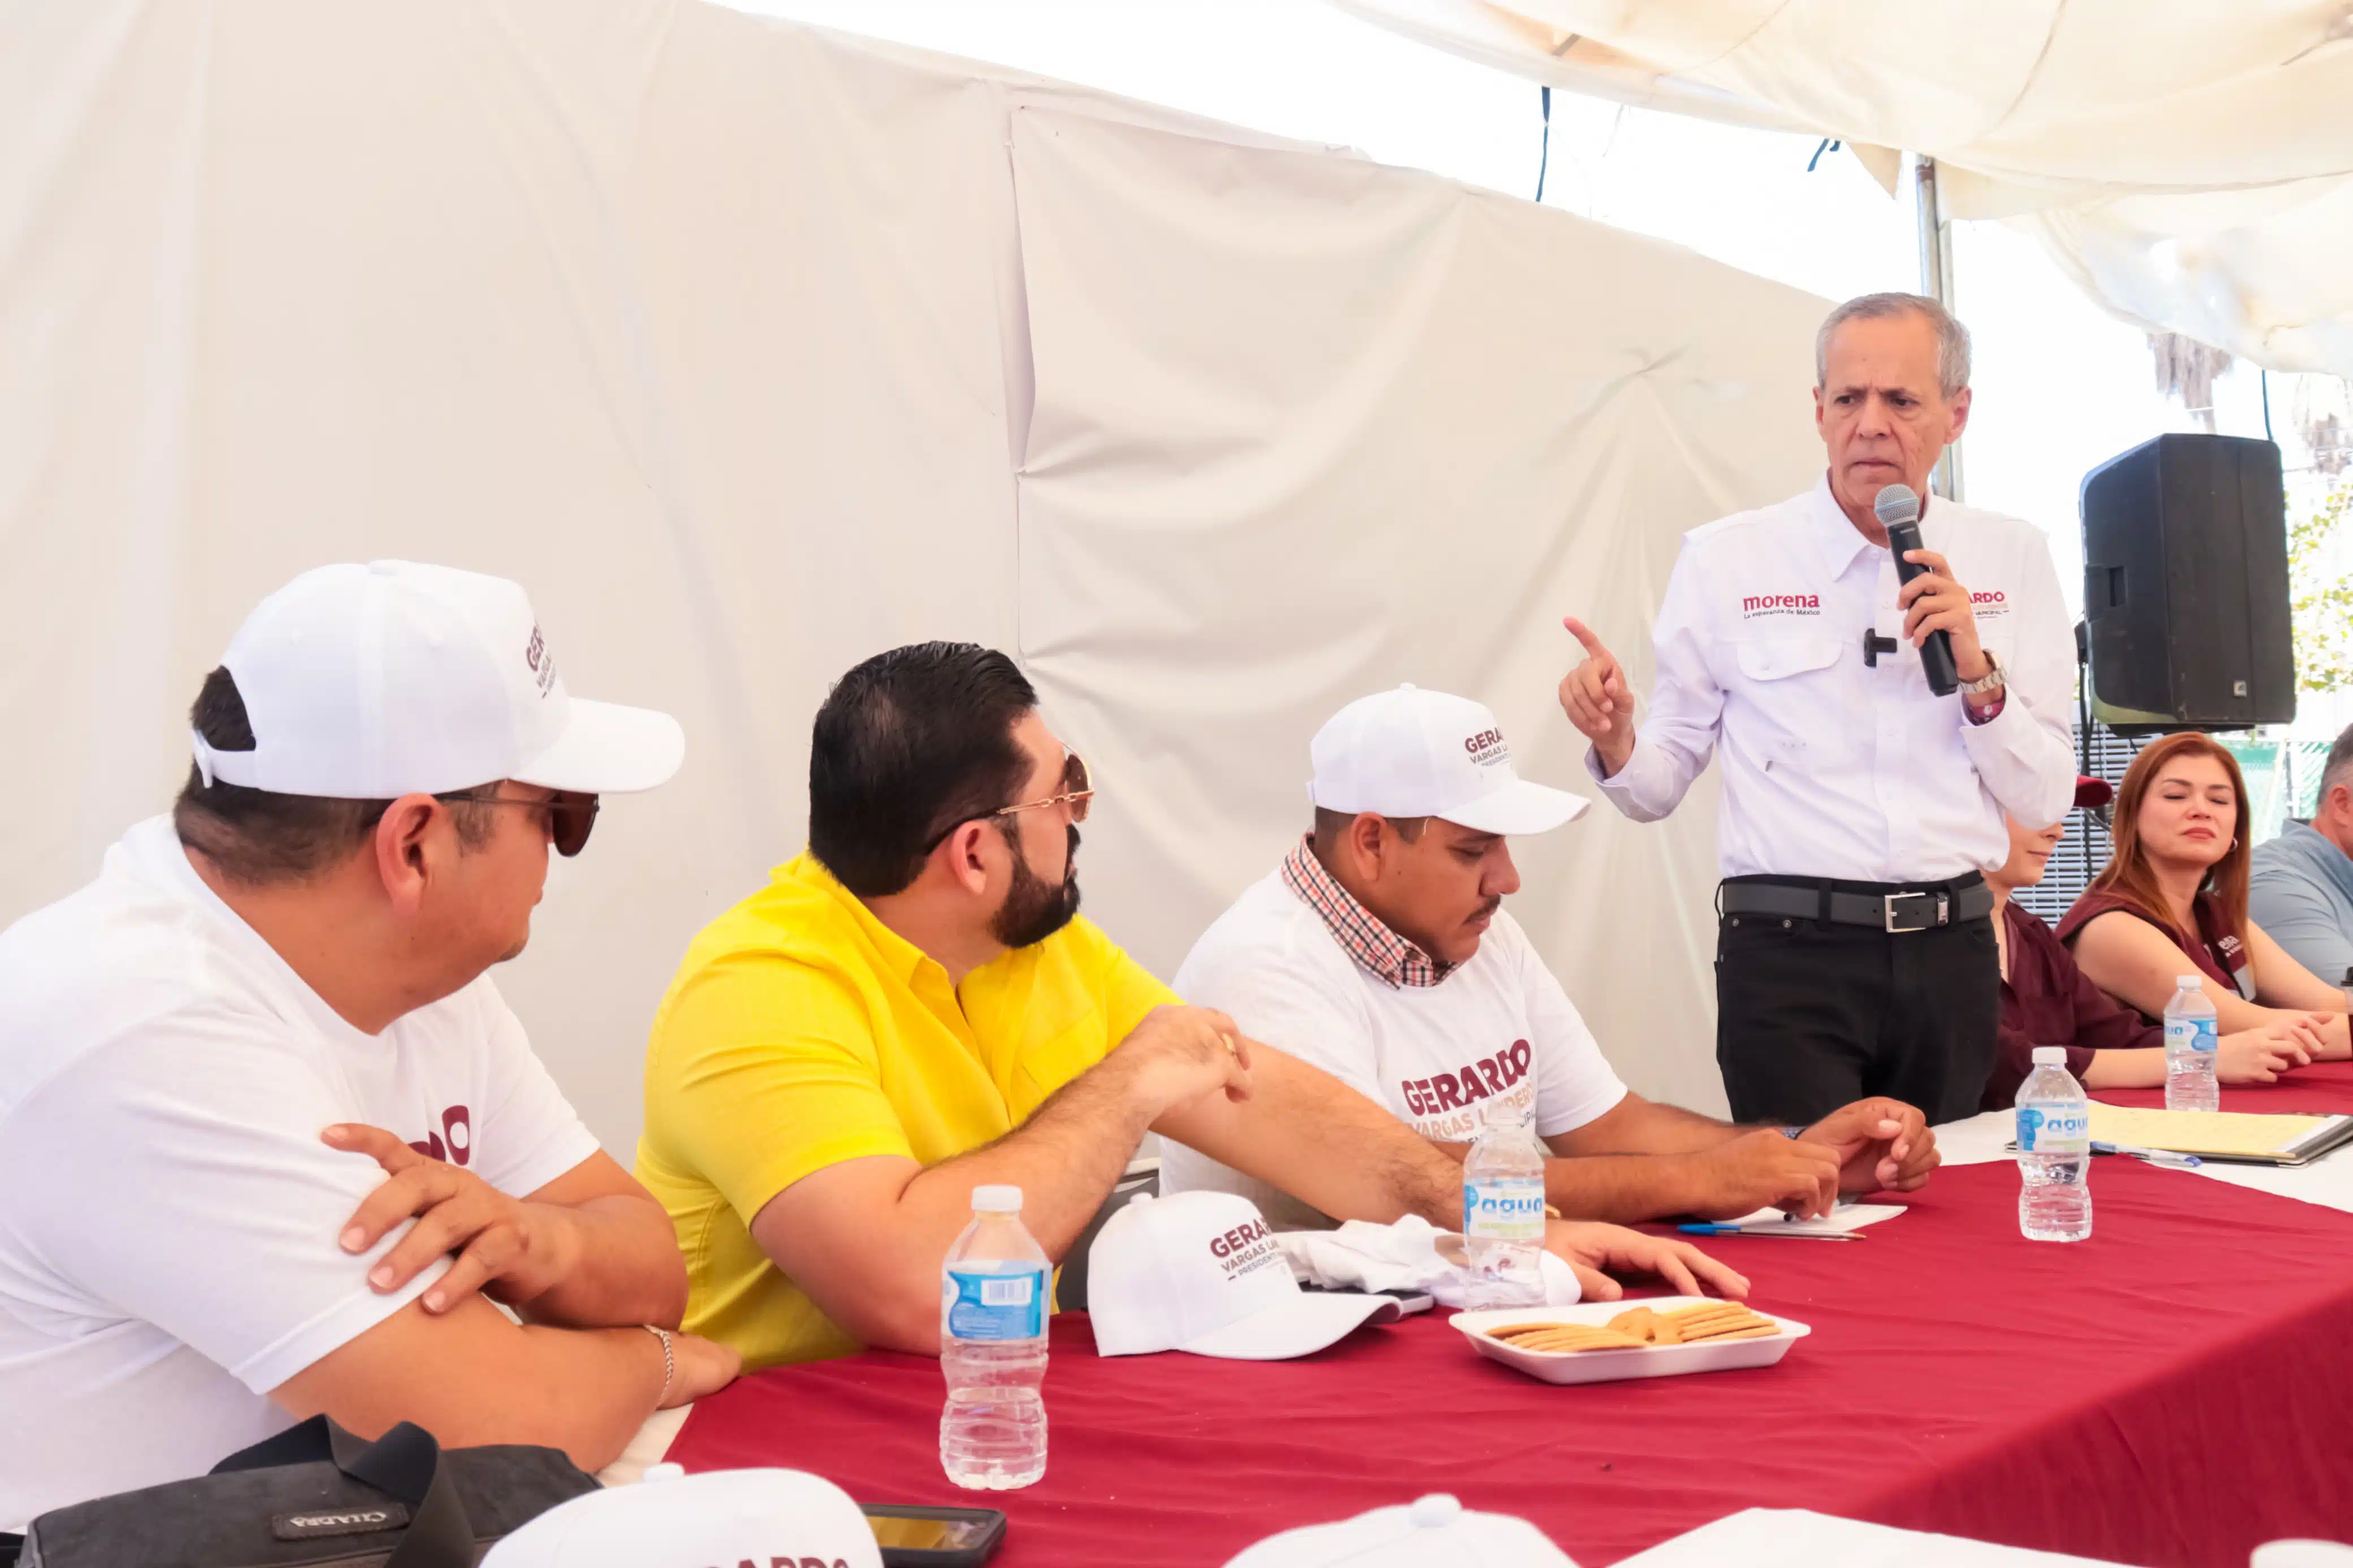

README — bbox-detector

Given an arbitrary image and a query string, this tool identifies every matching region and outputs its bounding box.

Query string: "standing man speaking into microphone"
[1559,293,2076,1125]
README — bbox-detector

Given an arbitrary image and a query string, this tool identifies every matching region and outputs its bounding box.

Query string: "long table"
[2096,1056,2353,1116]
[669,1139,2353,1567]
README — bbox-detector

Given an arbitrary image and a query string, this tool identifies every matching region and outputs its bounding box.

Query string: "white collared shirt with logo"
[0,818,600,1532]
[1157,870,1627,1231]
[1587,475,2078,881]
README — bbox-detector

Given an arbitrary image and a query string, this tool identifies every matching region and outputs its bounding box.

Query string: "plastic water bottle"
[2164,974,2221,1113]
[1462,1099,1547,1306]
[940,1185,1048,1490]
[2015,1046,2092,1242]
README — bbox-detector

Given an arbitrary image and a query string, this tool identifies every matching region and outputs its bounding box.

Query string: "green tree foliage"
[2289,482,2353,693]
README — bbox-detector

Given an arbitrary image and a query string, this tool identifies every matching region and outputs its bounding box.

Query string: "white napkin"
[1275,1214,1583,1307]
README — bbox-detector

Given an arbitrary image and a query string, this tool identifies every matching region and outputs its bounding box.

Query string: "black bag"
[20,1416,598,1568]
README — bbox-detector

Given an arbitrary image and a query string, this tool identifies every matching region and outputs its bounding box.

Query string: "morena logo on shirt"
[1462,728,1509,768]
[1740,593,1821,619]
[1400,1040,1533,1117]
[407,1104,472,1167]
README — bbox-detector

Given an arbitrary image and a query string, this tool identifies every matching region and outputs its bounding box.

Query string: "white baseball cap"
[480,1465,882,1568]
[1308,686,1587,836]
[192,561,684,798]
[1087,1190,1400,1359]
[1224,1494,1580,1568]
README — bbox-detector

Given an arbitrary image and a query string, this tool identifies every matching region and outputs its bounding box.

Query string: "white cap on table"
[971,1185,1023,1213]
[1087,1190,1399,1360]
[2032,1046,2068,1066]
[1223,1493,1580,1567]
[480,1465,881,1568]
[1308,685,1587,836]
[192,560,684,798]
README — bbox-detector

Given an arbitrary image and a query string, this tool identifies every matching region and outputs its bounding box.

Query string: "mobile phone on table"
[1299,1282,1434,1315]
[860,1504,1007,1567]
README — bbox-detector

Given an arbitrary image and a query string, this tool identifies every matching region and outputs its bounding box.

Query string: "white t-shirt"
[1159,870,1627,1230]
[0,818,600,1532]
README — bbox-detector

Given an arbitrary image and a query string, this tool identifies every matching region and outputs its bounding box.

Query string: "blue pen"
[2091,1141,2201,1169]
[1677,1223,1864,1240]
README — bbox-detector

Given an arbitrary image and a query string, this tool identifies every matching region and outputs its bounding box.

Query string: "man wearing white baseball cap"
[638,646,1739,1374]
[1161,685,1939,1230]
[0,561,737,1537]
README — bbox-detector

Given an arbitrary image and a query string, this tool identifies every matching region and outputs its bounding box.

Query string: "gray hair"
[2322,722,2353,805]
[1815,292,1972,401]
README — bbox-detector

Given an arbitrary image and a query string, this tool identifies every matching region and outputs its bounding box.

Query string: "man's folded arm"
[1156,1044,1463,1232]
[272,1294,671,1473]
[511,1152,690,1331]
[745,1058,1165,1357]
[471,988,688,1329]
[18,1038,723,1475]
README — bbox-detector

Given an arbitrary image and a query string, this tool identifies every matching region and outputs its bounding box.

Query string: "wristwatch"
[1960,648,2006,698]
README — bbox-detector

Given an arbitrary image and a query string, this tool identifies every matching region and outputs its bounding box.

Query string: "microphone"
[1874,483,1958,697]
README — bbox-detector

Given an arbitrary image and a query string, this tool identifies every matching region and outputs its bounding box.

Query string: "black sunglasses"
[439,788,600,857]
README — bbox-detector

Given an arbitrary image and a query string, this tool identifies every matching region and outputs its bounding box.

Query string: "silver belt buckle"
[1883,891,1931,932]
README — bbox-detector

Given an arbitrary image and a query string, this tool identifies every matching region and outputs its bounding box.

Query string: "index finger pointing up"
[1562,616,1613,660]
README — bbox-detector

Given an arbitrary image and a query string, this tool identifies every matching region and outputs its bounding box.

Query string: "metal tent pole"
[1914,154,1963,502]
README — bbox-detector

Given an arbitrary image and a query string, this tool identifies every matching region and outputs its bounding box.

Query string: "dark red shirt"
[1983,900,2162,1110]
[2055,887,2253,1006]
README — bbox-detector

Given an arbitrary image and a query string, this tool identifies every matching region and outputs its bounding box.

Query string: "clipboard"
[2083,1104,2353,1167]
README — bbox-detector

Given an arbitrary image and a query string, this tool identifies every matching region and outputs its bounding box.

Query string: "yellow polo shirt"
[635,851,1178,1369]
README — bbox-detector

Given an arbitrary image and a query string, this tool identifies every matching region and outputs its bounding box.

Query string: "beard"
[992,824,1083,949]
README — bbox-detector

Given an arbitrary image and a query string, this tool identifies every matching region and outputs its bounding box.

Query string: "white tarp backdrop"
[1,0,1827,1151]
[1332,0,2353,379]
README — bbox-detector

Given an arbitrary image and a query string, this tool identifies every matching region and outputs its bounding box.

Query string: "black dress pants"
[1715,879,1999,1126]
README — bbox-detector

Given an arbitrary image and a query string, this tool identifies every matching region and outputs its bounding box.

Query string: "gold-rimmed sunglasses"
[994,751,1093,825]
[925,751,1093,852]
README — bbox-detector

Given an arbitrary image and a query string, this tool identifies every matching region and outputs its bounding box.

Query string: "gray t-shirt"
[2249,820,2353,990]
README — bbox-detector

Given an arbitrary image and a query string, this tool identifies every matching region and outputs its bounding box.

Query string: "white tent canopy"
[0,0,1841,1150]
[1333,0,2353,379]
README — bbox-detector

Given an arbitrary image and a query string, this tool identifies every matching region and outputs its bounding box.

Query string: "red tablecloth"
[2098,1056,2353,1116]
[670,1159,2353,1567]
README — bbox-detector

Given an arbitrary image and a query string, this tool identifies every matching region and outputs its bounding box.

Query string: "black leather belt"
[1720,875,1993,933]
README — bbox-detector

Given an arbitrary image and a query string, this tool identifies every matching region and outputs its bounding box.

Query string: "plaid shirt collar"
[1281,835,1456,989]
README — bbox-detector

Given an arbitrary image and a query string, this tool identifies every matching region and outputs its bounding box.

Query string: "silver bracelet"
[642,1324,675,1404]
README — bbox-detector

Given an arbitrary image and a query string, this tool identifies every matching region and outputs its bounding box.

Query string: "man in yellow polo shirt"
[636,643,1742,1367]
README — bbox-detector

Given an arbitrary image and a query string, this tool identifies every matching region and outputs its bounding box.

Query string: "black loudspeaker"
[2080,433,2295,732]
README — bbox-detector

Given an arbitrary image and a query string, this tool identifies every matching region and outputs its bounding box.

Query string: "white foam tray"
[1450,1296,1811,1385]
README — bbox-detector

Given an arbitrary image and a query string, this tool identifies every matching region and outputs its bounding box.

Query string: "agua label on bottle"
[2164,1016,2218,1054]
[944,1267,1046,1341]
[1463,1177,1546,1242]
[2016,1103,2089,1156]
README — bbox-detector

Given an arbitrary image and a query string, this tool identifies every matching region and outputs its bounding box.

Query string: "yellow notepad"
[2087,1103,2334,1160]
